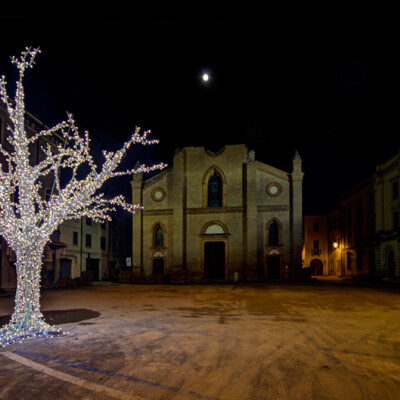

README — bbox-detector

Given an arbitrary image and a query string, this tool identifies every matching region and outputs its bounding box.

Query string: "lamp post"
[333,241,345,277]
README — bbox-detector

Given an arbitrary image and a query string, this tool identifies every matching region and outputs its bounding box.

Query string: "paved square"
[1,282,400,399]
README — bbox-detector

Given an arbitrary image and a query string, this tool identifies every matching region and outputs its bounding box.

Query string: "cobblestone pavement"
[1,282,400,399]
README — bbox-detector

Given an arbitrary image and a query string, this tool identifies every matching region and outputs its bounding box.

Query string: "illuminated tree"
[0,48,164,346]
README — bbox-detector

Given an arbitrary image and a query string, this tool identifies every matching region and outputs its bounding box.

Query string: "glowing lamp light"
[202,73,209,82]
[333,241,338,249]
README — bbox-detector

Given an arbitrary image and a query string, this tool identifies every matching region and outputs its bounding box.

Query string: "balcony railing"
[311,249,321,256]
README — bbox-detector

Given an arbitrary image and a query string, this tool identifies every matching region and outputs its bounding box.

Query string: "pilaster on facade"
[131,172,143,275]
[290,153,304,275]
[172,148,186,269]
[245,160,258,272]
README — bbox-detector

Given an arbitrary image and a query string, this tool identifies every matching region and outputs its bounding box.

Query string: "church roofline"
[142,144,297,185]
[255,161,290,181]
[143,167,173,188]
[174,143,246,157]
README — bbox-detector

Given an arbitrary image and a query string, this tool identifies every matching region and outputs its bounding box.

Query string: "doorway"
[153,258,165,275]
[310,259,323,275]
[86,258,99,281]
[204,241,225,279]
[59,258,72,279]
[387,250,395,278]
[267,256,281,279]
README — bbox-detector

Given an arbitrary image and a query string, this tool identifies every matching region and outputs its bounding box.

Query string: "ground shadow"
[0,309,100,326]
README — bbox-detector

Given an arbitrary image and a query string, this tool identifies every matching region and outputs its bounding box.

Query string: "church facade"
[131,144,303,281]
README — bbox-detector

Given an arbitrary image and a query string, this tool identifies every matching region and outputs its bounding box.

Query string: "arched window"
[208,170,222,207]
[268,220,279,246]
[154,224,164,248]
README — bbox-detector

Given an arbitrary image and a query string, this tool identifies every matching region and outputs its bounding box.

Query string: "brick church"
[131,144,303,281]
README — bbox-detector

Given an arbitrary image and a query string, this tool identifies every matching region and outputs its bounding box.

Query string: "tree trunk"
[0,244,62,347]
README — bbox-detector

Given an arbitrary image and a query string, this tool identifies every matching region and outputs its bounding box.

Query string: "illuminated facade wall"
[59,218,110,281]
[325,179,375,278]
[131,144,303,281]
[59,220,82,280]
[339,179,375,277]
[374,152,400,278]
[303,216,329,276]
[327,209,343,276]
[305,178,375,278]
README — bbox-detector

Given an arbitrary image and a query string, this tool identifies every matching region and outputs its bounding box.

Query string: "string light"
[0,47,165,347]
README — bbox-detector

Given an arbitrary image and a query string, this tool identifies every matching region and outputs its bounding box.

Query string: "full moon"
[202,73,209,82]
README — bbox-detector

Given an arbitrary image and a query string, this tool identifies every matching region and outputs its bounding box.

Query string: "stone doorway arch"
[152,250,165,275]
[265,248,283,279]
[310,258,323,275]
[200,221,229,280]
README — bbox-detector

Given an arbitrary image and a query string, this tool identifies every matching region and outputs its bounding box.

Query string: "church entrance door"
[267,256,281,279]
[204,241,225,279]
[153,258,165,275]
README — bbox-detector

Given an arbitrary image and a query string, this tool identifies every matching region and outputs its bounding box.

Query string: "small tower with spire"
[132,160,144,183]
[292,150,302,174]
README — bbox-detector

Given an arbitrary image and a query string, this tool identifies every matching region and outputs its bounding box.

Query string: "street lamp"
[333,240,345,277]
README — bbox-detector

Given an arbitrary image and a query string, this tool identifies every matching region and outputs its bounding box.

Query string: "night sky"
[1,8,400,214]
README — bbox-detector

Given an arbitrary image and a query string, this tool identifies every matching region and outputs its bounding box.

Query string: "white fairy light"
[0,47,165,347]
